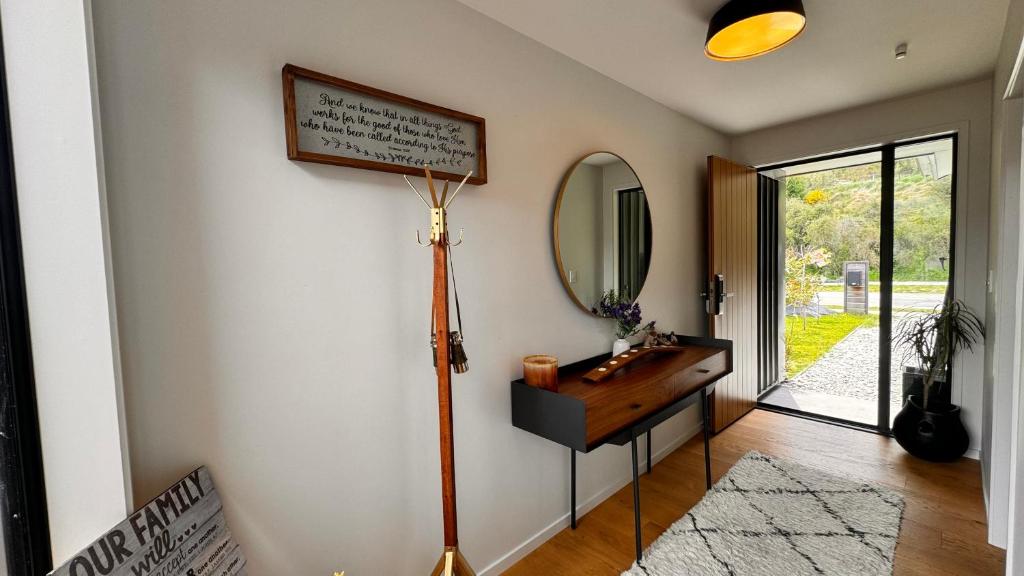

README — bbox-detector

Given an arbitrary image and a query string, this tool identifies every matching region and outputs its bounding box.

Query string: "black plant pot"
[892,395,969,462]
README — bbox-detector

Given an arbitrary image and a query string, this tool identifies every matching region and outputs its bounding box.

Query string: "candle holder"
[523,355,559,392]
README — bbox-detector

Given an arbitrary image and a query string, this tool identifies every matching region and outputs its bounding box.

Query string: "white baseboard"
[477,421,705,576]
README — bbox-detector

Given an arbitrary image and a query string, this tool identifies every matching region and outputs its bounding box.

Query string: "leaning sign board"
[282,63,487,185]
[49,467,246,576]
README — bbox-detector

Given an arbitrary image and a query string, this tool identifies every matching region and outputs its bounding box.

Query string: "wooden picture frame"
[282,64,487,185]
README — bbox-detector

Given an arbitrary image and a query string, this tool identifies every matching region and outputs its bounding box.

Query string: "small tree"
[785,247,831,329]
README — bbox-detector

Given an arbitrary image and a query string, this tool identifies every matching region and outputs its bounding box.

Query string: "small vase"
[612,338,631,357]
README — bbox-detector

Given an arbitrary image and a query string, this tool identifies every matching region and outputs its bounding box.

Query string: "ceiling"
[456,0,1011,134]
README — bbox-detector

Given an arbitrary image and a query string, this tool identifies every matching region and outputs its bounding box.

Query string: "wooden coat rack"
[405,166,476,576]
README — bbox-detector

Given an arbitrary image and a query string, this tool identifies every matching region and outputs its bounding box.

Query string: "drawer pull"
[697,369,710,374]
[630,403,642,410]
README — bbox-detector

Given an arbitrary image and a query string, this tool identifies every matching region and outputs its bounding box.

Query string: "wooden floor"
[503,409,1004,575]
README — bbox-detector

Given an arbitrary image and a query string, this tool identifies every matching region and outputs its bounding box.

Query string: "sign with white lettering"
[282,64,487,185]
[49,467,246,576]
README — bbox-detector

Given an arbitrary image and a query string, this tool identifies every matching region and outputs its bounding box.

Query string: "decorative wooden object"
[283,64,487,184]
[582,345,685,382]
[407,166,476,576]
[523,355,559,391]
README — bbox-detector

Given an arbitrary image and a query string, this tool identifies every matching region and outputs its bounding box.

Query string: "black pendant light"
[705,0,806,61]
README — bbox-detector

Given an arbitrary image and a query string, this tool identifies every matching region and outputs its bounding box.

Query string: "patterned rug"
[623,451,905,576]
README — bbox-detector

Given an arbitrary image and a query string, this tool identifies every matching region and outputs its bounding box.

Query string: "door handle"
[714,274,726,316]
[704,274,734,316]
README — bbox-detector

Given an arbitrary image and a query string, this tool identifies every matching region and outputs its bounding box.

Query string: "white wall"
[558,163,603,308]
[987,97,1021,550]
[731,79,993,457]
[987,0,1024,556]
[0,0,131,564]
[89,1,727,574]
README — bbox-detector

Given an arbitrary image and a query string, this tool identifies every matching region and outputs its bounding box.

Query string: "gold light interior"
[705,11,806,61]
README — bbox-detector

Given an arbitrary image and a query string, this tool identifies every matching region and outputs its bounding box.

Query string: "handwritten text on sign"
[49,467,246,576]
[293,76,481,174]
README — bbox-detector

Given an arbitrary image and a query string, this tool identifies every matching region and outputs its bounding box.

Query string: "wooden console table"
[510,335,733,564]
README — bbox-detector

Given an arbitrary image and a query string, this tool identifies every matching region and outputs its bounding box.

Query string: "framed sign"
[49,467,246,576]
[282,64,487,185]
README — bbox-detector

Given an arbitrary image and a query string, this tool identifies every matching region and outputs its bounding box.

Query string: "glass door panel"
[890,137,955,426]
[760,151,883,426]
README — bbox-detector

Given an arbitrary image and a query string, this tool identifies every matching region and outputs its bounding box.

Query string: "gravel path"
[784,325,904,414]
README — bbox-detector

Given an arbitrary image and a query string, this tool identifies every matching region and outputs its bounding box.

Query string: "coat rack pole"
[417,166,475,576]
[433,234,459,548]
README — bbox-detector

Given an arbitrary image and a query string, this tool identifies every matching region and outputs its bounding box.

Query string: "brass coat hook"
[407,166,472,247]
[450,228,465,247]
[416,230,432,247]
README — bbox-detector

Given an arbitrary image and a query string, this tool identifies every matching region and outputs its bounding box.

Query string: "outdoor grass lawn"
[785,313,879,377]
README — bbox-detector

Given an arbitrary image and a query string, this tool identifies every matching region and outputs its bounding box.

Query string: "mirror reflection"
[555,152,652,314]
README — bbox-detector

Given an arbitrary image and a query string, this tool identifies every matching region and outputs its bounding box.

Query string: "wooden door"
[707,156,759,432]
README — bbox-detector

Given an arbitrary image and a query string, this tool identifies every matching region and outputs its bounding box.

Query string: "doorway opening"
[757,134,956,433]
[617,187,651,302]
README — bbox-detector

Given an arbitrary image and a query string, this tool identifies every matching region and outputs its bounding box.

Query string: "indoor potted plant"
[593,290,654,356]
[892,297,984,462]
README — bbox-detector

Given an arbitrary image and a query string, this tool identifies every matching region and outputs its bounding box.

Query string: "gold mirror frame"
[553,151,652,316]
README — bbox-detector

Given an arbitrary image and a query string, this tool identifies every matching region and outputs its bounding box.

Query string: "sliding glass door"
[757,134,956,434]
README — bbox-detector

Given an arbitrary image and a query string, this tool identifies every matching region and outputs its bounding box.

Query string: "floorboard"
[502,409,1003,575]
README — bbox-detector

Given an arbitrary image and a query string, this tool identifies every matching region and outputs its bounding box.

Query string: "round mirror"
[554,152,652,314]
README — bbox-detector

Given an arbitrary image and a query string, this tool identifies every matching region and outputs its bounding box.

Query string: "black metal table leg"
[701,388,712,490]
[570,448,577,529]
[646,429,652,475]
[631,434,642,564]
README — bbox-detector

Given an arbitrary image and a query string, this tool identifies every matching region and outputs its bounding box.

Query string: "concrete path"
[764,325,907,424]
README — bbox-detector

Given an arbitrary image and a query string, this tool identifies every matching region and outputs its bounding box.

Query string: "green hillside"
[784,158,951,282]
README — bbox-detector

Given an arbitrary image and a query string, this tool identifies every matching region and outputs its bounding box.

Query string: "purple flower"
[593,290,655,339]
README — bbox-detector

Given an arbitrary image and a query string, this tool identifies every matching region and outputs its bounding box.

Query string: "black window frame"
[755,132,959,436]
